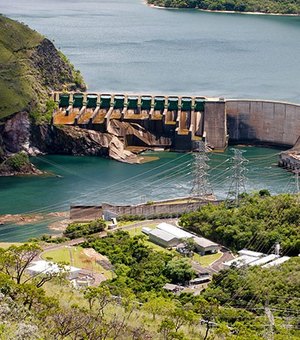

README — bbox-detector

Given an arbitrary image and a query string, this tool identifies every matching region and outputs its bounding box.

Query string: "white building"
[262,256,290,268]
[157,223,192,240]
[27,260,81,280]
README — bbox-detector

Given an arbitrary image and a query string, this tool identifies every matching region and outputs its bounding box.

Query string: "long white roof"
[238,249,264,258]
[157,223,192,239]
[248,254,279,267]
[262,256,290,268]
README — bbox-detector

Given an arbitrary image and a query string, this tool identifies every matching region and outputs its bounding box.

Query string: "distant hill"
[147,0,300,14]
[0,15,85,120]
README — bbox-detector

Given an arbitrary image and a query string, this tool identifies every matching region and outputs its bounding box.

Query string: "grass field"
[193,252,222,267]
[41,246,113,279]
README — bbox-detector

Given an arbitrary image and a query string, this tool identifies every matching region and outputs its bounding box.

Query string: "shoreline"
[146,3,299,17]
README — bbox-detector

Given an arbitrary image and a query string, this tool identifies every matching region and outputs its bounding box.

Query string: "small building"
[193,236,219,255]
[27,260,81,280]
[148,228,178,248]
[163,283,184,293]
[223,255,258,269]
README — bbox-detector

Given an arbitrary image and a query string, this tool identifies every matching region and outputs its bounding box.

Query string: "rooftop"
[238,249,264,258]
[262,256,290,268]
[157,223,192,239]
[27,260,80,275]
[149,228,177,242]
[248,254,279,267]
[193,236,219,248]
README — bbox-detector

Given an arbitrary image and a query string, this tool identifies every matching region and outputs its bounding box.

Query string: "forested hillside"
[147,0,300,14]
[180,192,300,255]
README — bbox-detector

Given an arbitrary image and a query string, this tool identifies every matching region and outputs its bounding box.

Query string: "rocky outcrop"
[278,136,300,172]
[31,125,141,164]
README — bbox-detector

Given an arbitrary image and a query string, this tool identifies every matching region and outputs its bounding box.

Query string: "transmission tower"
[190,140,213,200]
[226,149,248,206]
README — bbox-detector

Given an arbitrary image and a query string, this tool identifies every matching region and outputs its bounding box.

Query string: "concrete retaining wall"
[226,100,300,147]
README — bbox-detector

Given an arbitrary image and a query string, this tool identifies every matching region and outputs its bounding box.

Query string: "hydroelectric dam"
[52,92,300,153]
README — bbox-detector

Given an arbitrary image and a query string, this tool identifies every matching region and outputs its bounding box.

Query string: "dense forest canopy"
[147,0,300,14]
[180,193,300,255]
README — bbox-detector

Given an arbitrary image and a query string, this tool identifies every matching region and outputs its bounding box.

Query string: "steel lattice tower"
[226,149,248,206]
[190,140,213,200]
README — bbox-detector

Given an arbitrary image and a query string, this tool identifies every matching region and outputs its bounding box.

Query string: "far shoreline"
[146,2,300,17]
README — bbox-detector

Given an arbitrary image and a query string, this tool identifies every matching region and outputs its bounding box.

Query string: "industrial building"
[147,223,219,254]
[223,248,290,269]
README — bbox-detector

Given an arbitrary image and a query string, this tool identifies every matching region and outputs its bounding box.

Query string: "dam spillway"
[52,92,227,151]
[52,92,300,152]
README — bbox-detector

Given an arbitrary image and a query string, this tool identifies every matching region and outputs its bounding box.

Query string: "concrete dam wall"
[226,100,300,147]
[52,92,300,150]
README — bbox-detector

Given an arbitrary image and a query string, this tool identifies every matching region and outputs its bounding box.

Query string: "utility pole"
[190,140,213,200]
[264,301,274,340]
[294,169,300,204]
[226,149,248,206]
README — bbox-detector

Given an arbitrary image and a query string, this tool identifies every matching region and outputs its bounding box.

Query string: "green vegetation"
[0,241,299,339]
[180,193,300,255]
[147,0,300,14]
[4,152,30,171]
[0,15,85,121]
[63,219,106,239]
[84,230,195,293]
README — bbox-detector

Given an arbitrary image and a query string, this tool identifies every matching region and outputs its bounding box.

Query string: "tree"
[164,258,195,284]
[83,286,112,315]
[143,296,175,320]
[0,244,41,284]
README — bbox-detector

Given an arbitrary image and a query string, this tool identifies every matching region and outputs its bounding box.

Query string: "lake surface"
[2,0,300,102]
[0,1,298,241]
[0,147,295,241]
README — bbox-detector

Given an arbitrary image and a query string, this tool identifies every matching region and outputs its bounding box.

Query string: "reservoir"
[0,1,299,240]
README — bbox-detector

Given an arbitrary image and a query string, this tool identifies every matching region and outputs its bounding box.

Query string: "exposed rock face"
[108,120,172,147]
[31,125,140,163]
[1,112,30,153]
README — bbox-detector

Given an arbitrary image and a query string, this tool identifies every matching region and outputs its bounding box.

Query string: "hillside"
[0,15,85,121]
[147,0,300,14]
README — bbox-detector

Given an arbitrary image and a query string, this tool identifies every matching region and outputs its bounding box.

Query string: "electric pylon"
[190,140,213,200]
[226,149,248,206]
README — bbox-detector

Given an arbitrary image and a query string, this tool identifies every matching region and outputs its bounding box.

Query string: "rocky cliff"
[0,15,144,175]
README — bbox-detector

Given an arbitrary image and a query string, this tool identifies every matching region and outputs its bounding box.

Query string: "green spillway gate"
[141,96,151,110]
[181,97,192,111]
[73,94,83,108]
[154,97,165,111]
[59,94,69,108]
[114,96,124,109]
[87,95,97,108]
[100,95,111,109]
[195,98,205,111]
[168,97,178,111]
[127,96,138,110]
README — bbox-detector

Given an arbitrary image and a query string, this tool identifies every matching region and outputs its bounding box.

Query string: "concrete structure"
[193,236,219,255]
[52,92,228,151]
[226,99,300,148]
[70,199,222,221]
[148,229,178,248]
[27,260,81,280]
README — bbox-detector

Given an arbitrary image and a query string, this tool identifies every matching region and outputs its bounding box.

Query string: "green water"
[0,148,294,242]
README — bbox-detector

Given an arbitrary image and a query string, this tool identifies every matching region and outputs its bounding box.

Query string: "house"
[193,236,219,255]
[148,228,178,248]
[27,260,81,280]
